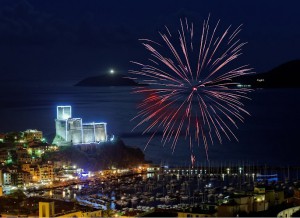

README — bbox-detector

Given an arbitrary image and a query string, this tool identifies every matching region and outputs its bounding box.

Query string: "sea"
[0,79,299,167]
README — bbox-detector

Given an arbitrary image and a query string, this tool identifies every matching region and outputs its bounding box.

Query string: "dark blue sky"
[0,0,299,83]
[0,1,299,166]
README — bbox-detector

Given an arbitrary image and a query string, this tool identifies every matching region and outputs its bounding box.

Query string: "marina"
[24,164,300,214]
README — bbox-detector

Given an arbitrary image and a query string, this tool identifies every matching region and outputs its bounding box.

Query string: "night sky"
[0,0,300,84]
[0,0,300,166]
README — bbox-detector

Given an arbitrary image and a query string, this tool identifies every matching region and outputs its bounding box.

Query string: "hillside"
[235,60,300,88]
[75,60,300,88]
[43,139,147,171]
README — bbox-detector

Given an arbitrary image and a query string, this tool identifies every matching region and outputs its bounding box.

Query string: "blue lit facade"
[54,106,107,145]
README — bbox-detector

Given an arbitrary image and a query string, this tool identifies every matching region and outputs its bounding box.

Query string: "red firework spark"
[129,16,254,160]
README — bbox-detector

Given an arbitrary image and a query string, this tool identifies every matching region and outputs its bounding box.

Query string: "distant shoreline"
[74,74,148,87]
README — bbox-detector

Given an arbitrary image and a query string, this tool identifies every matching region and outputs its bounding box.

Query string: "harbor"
[24,164,300,216]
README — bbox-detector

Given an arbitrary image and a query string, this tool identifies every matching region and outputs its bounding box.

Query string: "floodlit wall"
[70,130,82,144]
[68,118,83,144]
[55,106,108,145]
[57,106,71,120]
[39,202,55,217]
[55,119,67,140]
[82,124,95,143]
[94,123,107,142]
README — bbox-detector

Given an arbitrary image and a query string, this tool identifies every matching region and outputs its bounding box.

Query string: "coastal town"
[1,127,300,217]
[1,0,300,217]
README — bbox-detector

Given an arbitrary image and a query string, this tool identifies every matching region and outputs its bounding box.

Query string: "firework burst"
[129,16,254,161]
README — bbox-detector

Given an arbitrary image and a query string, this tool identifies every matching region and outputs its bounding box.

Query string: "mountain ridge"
[234,59,300,88]
[74,60,300,88]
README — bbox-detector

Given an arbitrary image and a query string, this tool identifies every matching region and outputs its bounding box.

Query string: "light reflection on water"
[26,169,266,210]
[0,82,300,166]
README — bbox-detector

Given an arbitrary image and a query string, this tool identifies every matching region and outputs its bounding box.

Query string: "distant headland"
[234,59,300,88]
[74,73,148,87]
[75,60,300,88]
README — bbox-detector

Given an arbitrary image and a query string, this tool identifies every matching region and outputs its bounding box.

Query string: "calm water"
[0,80,299,167]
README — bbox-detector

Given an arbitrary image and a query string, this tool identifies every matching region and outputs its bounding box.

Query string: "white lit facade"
[54,106,107,145]
[82,122,107,143]
[57,106,72,120]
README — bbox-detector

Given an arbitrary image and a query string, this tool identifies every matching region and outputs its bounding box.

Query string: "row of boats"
[26,168,300,213]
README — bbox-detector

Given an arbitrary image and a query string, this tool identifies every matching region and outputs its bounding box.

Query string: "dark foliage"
[44,139,146,171]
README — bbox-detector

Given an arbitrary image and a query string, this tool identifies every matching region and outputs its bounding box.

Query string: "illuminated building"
[17,170,32,187]
[82,122,107,143]
[2,169,11,185]
[54,106,107,146]
[68,118,83,144]
[22,163,31,172]
[39,202,55,217]
[38,163,54,182]
[57,105,72,120]
[23,129,43,142]
[29,166,39,182]
[21,163,54,183]
[39,201,102,217]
